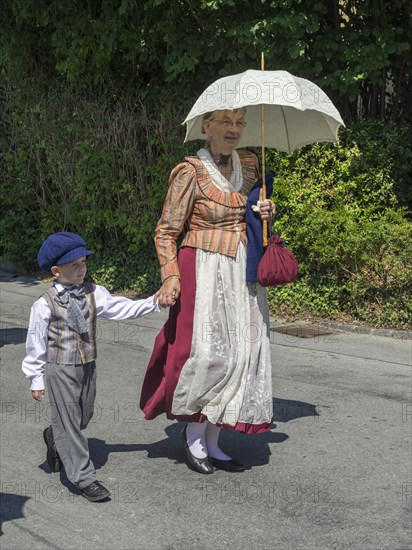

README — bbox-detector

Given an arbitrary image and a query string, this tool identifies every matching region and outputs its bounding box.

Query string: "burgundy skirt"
[139,247,272,434]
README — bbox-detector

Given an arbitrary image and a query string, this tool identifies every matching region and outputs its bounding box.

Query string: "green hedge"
[266,121,412,328]
[1,86,411,328]
[0,85,193,293]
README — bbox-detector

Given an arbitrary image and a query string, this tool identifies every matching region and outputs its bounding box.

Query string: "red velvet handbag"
[257,234,299,287]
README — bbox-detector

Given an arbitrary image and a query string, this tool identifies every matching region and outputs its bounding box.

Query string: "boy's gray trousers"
[45,361,97,489]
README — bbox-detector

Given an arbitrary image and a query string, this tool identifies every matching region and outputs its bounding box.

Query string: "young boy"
[22,232,161,502]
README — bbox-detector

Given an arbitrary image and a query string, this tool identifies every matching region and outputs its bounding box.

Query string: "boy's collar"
[53,281,83,294]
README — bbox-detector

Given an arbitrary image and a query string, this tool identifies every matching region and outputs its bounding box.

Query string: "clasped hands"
[154,276,180,308]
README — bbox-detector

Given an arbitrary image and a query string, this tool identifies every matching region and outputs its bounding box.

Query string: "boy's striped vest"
[42,283,97,365]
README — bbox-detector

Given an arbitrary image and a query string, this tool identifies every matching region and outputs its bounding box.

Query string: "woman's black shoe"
[180,425,214,474]
[209,457,246,472]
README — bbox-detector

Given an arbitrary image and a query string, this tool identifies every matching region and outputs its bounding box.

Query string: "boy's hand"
[32,390,45,402]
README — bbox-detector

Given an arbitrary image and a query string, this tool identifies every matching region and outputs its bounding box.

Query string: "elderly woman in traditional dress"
[140,108,275,474]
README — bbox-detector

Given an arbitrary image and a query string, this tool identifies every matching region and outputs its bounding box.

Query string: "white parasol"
[183,63,345,244]
[183,69,344,153]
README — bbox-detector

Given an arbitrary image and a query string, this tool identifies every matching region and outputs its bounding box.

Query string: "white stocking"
[205,422,232,461]
[186,422,208,459]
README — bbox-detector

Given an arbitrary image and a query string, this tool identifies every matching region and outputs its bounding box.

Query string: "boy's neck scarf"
[54,284,89,334]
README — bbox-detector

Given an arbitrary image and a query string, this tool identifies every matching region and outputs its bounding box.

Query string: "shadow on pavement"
[0,327,28,347]
[0,273,42,286]
[37,417,297,497]
[0,493,31,536]
[273,397,318,422]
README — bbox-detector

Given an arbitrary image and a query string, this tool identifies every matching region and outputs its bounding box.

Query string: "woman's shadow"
[221,397,318,467]
[48,397,316,494]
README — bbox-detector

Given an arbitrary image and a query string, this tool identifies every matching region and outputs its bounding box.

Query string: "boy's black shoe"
[81,481,110,502]
[43,426,63,473]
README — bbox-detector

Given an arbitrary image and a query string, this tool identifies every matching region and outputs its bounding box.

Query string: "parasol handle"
[261,52,268,246]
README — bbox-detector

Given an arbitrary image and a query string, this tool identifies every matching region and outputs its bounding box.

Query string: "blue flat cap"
[37,232,93,272]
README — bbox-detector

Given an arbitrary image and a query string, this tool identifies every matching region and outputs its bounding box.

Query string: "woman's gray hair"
[201,112,215,134]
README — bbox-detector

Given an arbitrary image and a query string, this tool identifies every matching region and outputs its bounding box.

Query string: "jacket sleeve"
[155,162,197,281]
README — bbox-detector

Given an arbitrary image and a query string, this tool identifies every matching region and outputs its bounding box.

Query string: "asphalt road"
[1,272,411,550]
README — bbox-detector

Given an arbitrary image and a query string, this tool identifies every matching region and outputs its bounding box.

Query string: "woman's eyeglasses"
[213,120,247,129]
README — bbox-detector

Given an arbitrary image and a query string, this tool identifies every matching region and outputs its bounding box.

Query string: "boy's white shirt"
[22,282,161,391]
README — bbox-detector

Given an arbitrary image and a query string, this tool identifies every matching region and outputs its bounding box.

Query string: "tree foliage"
[267,121,412,328]
[1,0,410,121]
[0,1,411,328]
